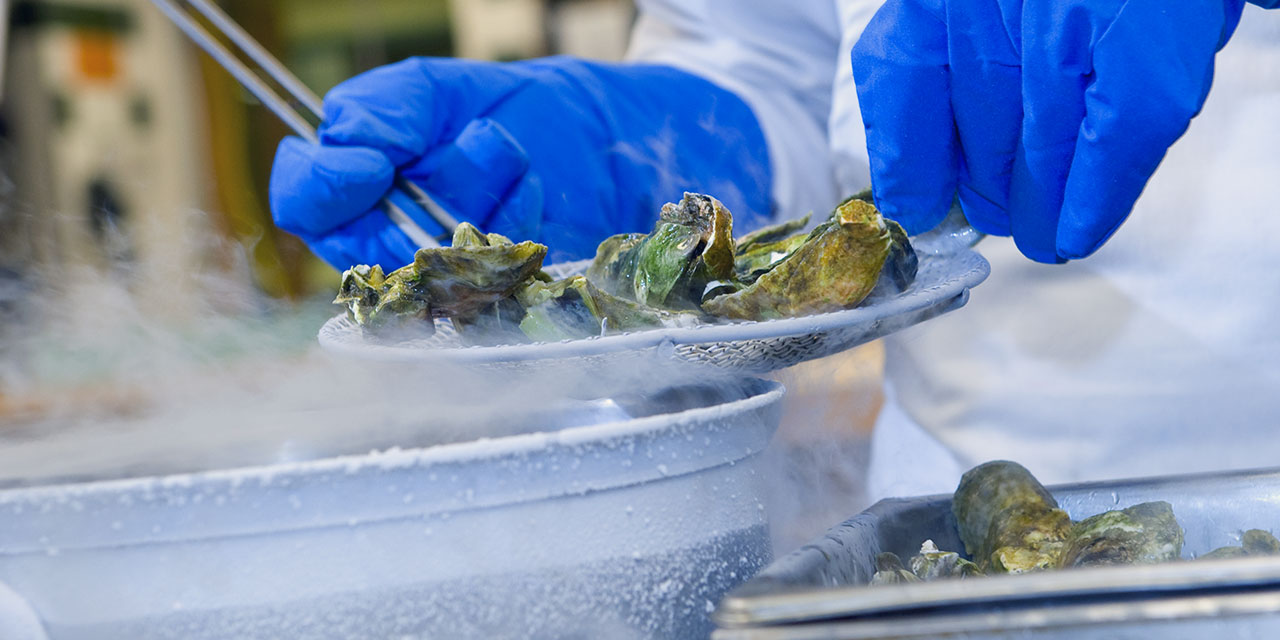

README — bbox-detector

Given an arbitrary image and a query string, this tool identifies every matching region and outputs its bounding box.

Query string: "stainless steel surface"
[147,0,454,245]
[0,379,784,639]
[715,590,1280,640]
[318,248,991,373]
[715,466,1280,639]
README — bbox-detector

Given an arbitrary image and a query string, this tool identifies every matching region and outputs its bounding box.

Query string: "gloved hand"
[852,0,1277,263]
[269,56,772,270]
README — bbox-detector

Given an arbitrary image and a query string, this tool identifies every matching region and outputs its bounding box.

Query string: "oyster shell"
[732,214,810,284]
[870,552,922,586]
[953,460,1072,573]
[335,222,546,336]
[701,198,916,321]
[1201,529,1280,560]
[450,297,529,346]
[1244,529,1280,555]
[1060,501,1183,568]
[908,540,984,580]
[586,192,734,310]
[515,275,701,342]
[1200,545,1249,560]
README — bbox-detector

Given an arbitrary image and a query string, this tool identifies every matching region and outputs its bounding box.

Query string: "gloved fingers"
[301,209,420,271]
[852,0,959,235]
[269,136,395,237]
[1056,1,1228,259]
[399,118,535,239]
[946,0,1022,236]
[1006,2,1111,264]
[319,58,527,166]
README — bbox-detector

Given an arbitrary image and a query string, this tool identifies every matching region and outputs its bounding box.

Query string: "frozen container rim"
[713,587,1280,639]
[716,554,1280,628]
[0,379,784,553]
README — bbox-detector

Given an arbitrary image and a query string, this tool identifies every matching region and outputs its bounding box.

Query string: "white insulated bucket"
[0,379,784,639]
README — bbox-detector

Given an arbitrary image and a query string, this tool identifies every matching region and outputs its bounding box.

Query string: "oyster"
[1244,529,1280,555]
[732,214,810,284]
[1200,545,1249,560]
[585,233,646,294]
[336,222,546,335]
[450,297,529,346]
[586,192,734,310]
[515,275,701,342]
[335,264,397,328]
[953,460,1072,573]
[701,198,916,321]
[908,540,984,580]
[1201,529,1280,560]
[1059,501,1183,568]
[870,552,922,586]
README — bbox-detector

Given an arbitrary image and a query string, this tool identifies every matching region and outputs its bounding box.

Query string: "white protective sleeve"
[626,0,857,221]
[828,0,881,197]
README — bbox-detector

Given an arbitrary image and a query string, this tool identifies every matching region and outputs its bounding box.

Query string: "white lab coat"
[628,1,1280,501]
[626,0,879,219]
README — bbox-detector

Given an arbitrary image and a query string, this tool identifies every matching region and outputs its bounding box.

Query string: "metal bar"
[148,0,456,246]
[183,0,323,119]
[148,0,318,143]
[396,177,460,233]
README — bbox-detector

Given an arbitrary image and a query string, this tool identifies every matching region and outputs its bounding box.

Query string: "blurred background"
[0,0,637,414]
[0,0,636,306]
[0,0,880,550]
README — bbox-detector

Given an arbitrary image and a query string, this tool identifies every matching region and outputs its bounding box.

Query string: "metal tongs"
[148,0,459,247]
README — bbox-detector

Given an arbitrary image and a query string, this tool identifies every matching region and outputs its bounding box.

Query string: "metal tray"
[316,247,989,374]
[715,466,1280,639]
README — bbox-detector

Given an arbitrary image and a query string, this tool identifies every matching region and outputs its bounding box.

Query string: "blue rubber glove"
[852,0,1275,263]
[269,56,772,270]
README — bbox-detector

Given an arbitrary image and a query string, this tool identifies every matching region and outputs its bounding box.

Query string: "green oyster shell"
[1243,529,1280,556]
[450,297,529,346]
[701,199,915,321]
[1060,501,1183,568]
[515,275,700,342]
[585,193,734,310]
[909,540,985,581]
[953,460,1072,574]
[1200,545,1248,560]
[870,552,922,586]
[733,214,810,284]
[335,222,547,335]
[1202,529,1280,560]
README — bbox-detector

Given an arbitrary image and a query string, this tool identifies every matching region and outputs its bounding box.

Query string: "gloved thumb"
[401,118,541,241]
[269,137,395,237]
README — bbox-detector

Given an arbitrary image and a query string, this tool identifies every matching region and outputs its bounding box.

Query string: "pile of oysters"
[873,460,1280,585]
[335,192,917,344]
